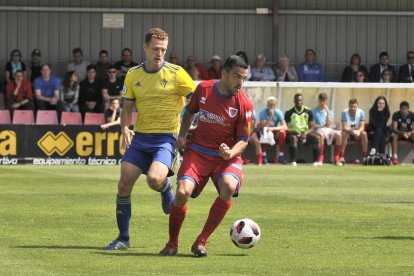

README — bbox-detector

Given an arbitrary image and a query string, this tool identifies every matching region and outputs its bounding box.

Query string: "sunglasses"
[108,70,117,74]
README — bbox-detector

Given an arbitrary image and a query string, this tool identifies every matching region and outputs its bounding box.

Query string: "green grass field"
[1,165,413,275]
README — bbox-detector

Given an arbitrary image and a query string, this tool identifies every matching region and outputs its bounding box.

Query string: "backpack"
[364,153,392,166]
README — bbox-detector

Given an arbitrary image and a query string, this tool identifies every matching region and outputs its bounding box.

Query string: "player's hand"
[176,136,187,150]
[122,126,135,149]
[403,132,410,139]
[219,143,232,160]
[352,130,360,136]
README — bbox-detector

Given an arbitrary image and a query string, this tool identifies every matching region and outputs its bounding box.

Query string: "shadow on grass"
[346,236,414,241]
[95,251,193,258]
[15,245,104,250]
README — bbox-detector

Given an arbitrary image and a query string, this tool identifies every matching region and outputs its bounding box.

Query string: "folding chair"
[84,112,106,125]
[0,110,11,124]
[61,112,83,125]
[36,110,59,125]
[12,110,35,125]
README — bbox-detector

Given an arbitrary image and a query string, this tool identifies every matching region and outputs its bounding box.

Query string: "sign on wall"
[102,13,124,28]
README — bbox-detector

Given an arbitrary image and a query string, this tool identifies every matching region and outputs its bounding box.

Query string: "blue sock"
[159,178,172,193]
[116,194,131,240]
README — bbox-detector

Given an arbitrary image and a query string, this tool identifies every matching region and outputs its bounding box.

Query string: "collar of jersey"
[294,105,305,113]
[143,61,165,74]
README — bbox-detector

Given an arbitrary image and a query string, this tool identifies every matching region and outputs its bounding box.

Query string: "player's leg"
[287,133,298,165]
[333,130,343,165]
[359,131,369,161]
[308,132,321,165]
[250,132,263,165]
[341,131,350,162]
[275,130,287,163]
[391,133,399,164]
[316,131,325,165]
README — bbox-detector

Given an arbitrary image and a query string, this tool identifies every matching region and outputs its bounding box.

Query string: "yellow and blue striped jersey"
[122,61,196,134]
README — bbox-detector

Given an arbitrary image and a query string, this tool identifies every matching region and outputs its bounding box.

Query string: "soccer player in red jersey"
[159,55,254,257]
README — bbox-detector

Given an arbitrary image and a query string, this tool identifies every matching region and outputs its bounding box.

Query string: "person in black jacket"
[398,51,414,83]
[368,96,391,155]
[369,51,397,82]
[341,53,368,82]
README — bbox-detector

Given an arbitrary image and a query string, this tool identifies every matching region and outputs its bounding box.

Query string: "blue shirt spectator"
[34,75,60,98]
[341,108,366,129]
[312,107,334,128]
[297,49,326,82]
[259,107,284,127]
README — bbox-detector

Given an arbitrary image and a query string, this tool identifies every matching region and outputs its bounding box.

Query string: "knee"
[176,184,192,202]
[146,173,164,190]
[118,178,133,195]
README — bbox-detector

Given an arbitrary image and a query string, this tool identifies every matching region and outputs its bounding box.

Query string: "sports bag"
[364,153,392,166]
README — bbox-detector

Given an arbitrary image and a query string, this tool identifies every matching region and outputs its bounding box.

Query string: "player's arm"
[120,99,135,149]
[219,140,248,161]
[392,120,400,134]
[176,108,196,149]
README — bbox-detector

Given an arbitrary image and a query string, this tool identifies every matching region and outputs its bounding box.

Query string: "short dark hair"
[122,48,132,55]
[145,28,169,45]
[99,50,109,56]
[72,47,83,55]
[14,70,24,75]
[107,64,117,71]
[318,92,328,101]
[41,63,51,70]
[349,98,358,105]
[407,51,414,58]
[305,48,316,56]
[400,101,409,109]
[294,93,303,100]
[87,64,97,71]
[379,51,389,58]
[223,55,248,72]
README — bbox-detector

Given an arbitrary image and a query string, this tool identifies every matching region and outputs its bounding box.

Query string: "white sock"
[393,154,398,159]
[370,148,376,155]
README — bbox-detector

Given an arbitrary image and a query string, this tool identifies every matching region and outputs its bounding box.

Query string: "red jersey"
[186,80,253,156]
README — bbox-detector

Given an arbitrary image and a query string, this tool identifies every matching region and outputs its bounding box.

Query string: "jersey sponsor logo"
[231,163,242,170]
[198,109,229,126]
[134,82,141,87]
[228,107,238,118]
[200,96,206,104]
[161,79,168,88]
[122,85,127,94]
[37,131,74,156]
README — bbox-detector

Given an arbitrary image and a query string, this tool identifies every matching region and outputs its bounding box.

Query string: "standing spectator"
[235,51,251,80]
[34,64,64,113]
[79,64,103,115]
[169,52,181,65]
[381,69,393,83]
[115,48,138,80]
[275,54,298,82]
[185,55,209,80]
[341,53,368,82]
[102,65,123,110]
[29,49,42,83]
[399,51,414,83]
[5,49,27,82]
[285,93,320,166]
[297,49,326,82]
[5,70,34,112]
[95,50,112,81]
[369,51,397,82]
[101,98,122,130]
[367,96,391,155]
[390,101,414,164]
[341,98,368,163]
[250,53,275,81]
[67,48,90,82]
[60,71,79,112]
[207,55,222,80]
[353,69,369,82]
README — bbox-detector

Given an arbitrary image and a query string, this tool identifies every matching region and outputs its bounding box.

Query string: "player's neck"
[217,81,231,97]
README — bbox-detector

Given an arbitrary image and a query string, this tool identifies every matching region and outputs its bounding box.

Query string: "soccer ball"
[230,218,261,249]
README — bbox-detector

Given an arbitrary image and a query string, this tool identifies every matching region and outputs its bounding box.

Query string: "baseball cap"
[211,55,221,61]
[31,49,41,56]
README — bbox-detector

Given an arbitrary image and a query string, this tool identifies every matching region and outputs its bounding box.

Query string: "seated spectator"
[5,70,34,112]
[169,52,181,65]
[101,98,122,129]
[367,96,391,155]
[341,53,368,82]
[208,55,223,79]
[390,101,414,164]
[79,64,103,115]
[115,48,138,80]
[102,65,123,110]
[185,55,209,80]
[275,54,298,82]
[29,49,42,84]
[5,49,27,82]
[369,51,397,82]
[353,69,369,82]
[381,69,393,83]
[245,111,263,165]
[254,96,287,165]
[285,93,320,166]
[341,98,368,163]
[297,49,325,82]
[34,64,64,113]
[399,51,414,83]
[250,53,275,81]
[95,50,112,81]
[67,48,90,82]
[312,92,342,165]
[235,51,252,80]
[60,71,79,112]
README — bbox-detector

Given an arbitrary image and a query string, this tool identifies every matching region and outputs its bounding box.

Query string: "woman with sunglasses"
[5,49,27,82]
[341,53,368,82]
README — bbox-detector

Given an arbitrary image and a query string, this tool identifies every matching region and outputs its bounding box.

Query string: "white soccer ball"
[230,218,261,249]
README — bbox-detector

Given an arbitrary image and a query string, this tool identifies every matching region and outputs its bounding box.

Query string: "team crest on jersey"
[245,111,252,119]
[200,96,206,104]
[135,82,142,87]
[228,107,238,118]
[122,85,127,94]
[161,79,168,88]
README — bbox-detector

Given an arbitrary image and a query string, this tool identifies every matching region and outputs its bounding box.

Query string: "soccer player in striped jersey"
[105,28,196,250]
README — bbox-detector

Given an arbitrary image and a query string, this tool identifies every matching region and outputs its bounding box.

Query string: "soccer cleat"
[105,237,130,250]
[159,242,178,256]
[392,158,398,165]
[262,155,268,164]
[291,161,297,166]
[278,156,288,164]
[161,185,175,214]
[312,162,318,166]
[340,157,346,164]
[191,240,207,257]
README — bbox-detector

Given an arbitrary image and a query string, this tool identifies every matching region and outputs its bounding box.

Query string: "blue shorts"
[121,133,178,176]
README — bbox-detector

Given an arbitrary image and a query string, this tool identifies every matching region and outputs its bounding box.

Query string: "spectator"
[185,55,209,80]
[101,98,122,130]
[369,51,397,82]
[255,96,287,165]
[29,49,42,83]
[285,93,320,166]
[312,92,342,165]
[34,64,64,113]
[341,53,368,82]
[169,52,181,65]
[390,101,414,164]
[235,51,252,80]
[95,50,112,81]
[399,51,414,83]
[297,49,326,82]
[115,48,138,80]
[275,54,298,82]
[67,48,90,82]
[341,98,368,163]
[102,65,123,109]
[246,111,263,165]
[79,64,103,115]
[381,69,393,83]
[60,71,79,112]
[5,49,27,82]
[207,55,223,79]
[250,53,275,81]
[5,70,34,112]
[353,69,369,82]
[367,96,391,155]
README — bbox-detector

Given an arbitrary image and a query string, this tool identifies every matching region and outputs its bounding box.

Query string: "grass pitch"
[0,165,413,275]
